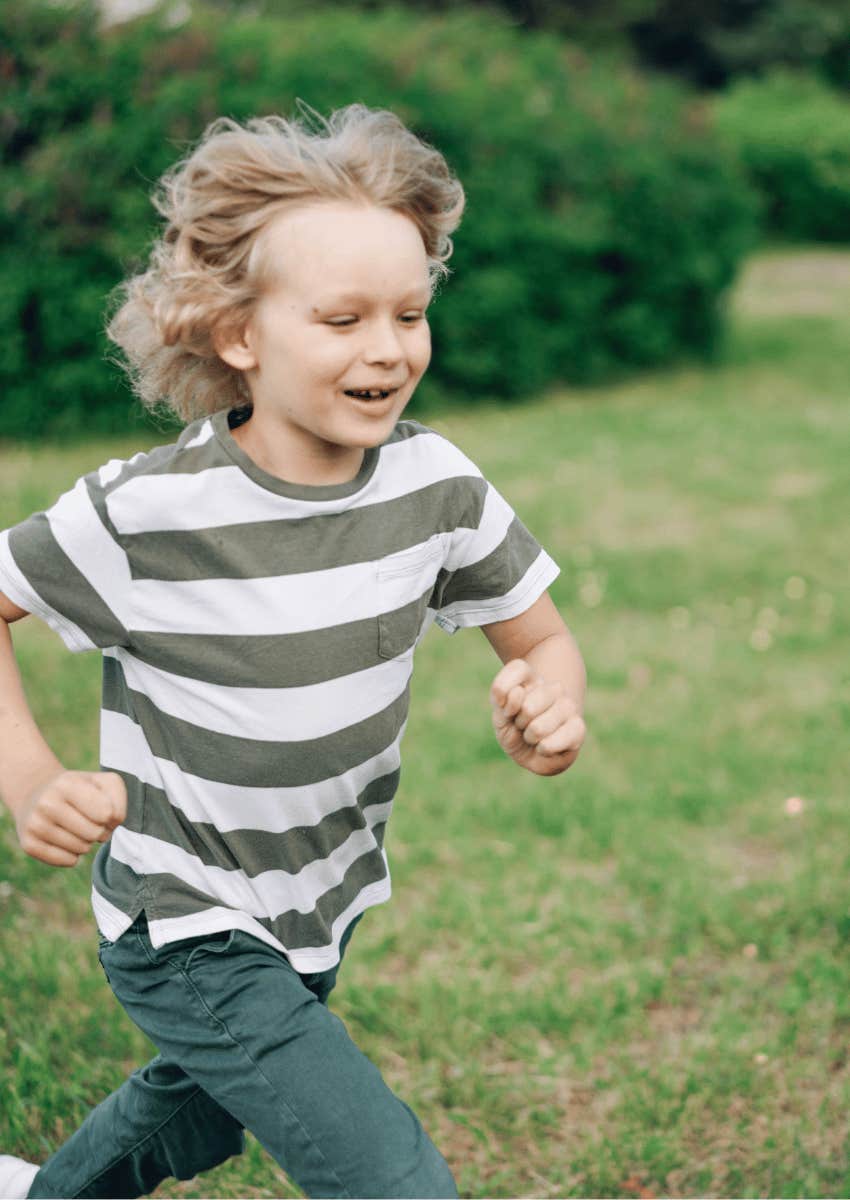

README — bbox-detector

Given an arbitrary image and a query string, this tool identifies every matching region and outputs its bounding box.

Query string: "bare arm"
[0,593,127,866]
[483,592,587,776]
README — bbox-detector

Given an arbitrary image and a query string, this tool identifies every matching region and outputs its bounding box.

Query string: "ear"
[213,321,258,371]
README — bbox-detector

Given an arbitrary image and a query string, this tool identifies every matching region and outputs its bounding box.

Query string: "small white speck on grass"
[750,627,773,651]
[756,607,780,631]
[743,943,759,959]
[669,606,691,630]
[579,574,603,607]
[785,576,807,600]
[754,1053,769,1065]
[0,881,14,901]
[785,796,805,816]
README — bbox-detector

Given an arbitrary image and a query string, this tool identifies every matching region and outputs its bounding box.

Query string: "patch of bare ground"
[733,250,850,318]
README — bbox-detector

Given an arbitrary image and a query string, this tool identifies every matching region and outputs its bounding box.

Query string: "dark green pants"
[28,912,457,1199]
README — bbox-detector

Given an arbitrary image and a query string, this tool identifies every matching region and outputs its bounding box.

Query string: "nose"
[363,316,404,367]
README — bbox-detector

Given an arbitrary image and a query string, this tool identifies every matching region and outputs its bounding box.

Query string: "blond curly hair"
[105,102,466,424]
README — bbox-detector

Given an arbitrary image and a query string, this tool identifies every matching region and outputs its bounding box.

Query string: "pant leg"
[28,924,247,1200]
[28,916,362,1199]
[87,916,457,1199]
[28,1054,245,1199]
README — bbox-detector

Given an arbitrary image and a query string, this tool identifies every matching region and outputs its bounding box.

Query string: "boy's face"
[216,200,432,478]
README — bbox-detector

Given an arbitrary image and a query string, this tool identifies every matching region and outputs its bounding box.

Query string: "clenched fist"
[490,658,586,777]
[16,770,127,868]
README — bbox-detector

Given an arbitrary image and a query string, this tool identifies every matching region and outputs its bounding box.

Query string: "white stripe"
[438,549,561,629]
[130,534,447,636]
[99,707,406,833]
[444,481,516,570]
[97,451,149,490]
[98,459,126,488]
[131,560,375,634]
[104,425,481,534]
[47,478,132,627]
[106,646,412,742]
[91,888,136,942]
[108,802,391,921]
[183,421,215,450]
[0,529,96,652]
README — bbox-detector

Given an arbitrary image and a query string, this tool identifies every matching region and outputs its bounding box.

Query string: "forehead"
[255,201,430,297]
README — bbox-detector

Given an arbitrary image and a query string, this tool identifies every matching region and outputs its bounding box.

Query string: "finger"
[504,681,531,720]
[63,777,118,831]
[39,822,99,856]
[20,832,82,869]
[490,659,537,709]
[92,772,128,828]
[537,715,587,756]
[33,787,107,844]
[513,682,563,732]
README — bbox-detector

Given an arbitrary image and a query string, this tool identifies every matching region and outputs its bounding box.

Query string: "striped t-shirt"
[0,408,560,971]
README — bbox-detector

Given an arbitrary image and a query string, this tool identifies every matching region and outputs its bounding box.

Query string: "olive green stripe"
[130,594,428,686]
[129,616,383,687]
[112,769,398,877]
[430,514,544,610]
[102,655,408,788]
[123,473,482,582]
[9,515,127,648]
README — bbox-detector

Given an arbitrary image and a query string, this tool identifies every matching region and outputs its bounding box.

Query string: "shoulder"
[91,415,213,499]
[80,414,223,537]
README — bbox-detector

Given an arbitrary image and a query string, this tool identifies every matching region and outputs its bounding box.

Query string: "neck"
[230,409,366,486]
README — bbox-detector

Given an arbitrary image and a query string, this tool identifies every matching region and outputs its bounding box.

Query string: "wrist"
[2,756,64,821]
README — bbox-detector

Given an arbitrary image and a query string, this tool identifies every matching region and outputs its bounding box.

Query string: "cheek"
[414,327,432,373]
[300,335,352,383]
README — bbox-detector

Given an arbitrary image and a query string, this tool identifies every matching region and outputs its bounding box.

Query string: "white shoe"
[0,1155,39,1199]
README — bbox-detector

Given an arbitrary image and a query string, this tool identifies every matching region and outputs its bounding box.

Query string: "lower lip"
[346,389,400,414]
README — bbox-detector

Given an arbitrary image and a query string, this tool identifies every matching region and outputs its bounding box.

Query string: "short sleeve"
[429,471,561,635]
[0,467,133,653]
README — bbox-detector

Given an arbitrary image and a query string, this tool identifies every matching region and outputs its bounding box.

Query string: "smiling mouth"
[343,388,399,400]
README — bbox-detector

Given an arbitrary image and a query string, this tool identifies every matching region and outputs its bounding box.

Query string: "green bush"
[713,70,850,242]
[1,0,759,440]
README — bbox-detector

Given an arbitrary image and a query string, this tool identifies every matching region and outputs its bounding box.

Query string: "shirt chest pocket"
[377,538,445,660]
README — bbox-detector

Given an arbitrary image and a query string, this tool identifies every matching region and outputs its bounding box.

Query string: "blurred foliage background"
[1,0,849,440]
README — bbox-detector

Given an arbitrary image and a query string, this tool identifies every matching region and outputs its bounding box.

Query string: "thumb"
[93,771,128,829]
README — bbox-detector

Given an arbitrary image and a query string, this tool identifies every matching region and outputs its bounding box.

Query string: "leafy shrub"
[713,70,850,242]
[0,0,759,440]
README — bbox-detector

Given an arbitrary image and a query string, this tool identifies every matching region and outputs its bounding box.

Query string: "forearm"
[523,630,587,714]
[0,618,63,819]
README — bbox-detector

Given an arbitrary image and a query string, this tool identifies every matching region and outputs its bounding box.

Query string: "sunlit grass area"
[1,247,848,1198]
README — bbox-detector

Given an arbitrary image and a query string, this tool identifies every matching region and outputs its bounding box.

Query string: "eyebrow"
[312,288,431,309]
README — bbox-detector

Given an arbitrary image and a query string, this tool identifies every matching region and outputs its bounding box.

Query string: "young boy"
[0,103,586,1199]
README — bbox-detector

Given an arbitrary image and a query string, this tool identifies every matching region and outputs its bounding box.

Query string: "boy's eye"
[325,314,425,327]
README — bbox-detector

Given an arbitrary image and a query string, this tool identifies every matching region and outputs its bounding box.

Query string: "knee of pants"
[375,1144,459,1199]
[351,1105,459,1200]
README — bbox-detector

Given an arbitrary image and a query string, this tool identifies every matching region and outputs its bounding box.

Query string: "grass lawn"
[1,246,848,1198]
